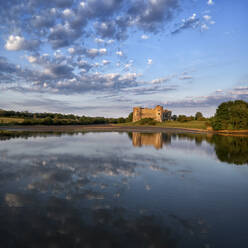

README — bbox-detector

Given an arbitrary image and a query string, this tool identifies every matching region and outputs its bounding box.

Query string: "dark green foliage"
[195,112,203,120]
[126,112,133,122]
[211,100,248,130]
[135,118,158,125]
[177,115,194,122]
[171,115,177,121]
[164,111,172,120]
[117,117,126,123]
[0,108,133,125]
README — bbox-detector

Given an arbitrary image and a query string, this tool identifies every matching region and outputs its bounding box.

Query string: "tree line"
[0,109,132,125]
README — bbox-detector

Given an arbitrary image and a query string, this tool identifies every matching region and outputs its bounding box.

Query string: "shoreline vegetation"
[1,100,248,135]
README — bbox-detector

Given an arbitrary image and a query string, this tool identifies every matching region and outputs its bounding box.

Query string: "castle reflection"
[132,132,171,149]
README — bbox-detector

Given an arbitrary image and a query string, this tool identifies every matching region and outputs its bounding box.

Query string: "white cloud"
[26,56,37,63]
[5,35,25,51]
[207,0,214,5]
[102,59,110,65]
[95,38,104,43]
[141,34,149,40]
[201,24,209,31]
[107,39,114,44]
[63,8,73,17]
[95,38,114,45]
[216,89,224,93]
[99,48,107,54]
[203,15,211,21]
[188,13,196,21]
[87,48,107,57]
[116,51,123,56]
[68,47,75,54]
[124,63,132,70]
[151,78,164,84]
[147,58,153,65]
[80,1,86,8]
[5,35,40,51]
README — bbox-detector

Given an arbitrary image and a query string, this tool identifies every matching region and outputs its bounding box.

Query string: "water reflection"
[130,132,248,165]
[132,132,163,149]
[0,131,248,247]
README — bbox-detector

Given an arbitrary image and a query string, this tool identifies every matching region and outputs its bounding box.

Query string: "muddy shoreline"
[1,124,248,136]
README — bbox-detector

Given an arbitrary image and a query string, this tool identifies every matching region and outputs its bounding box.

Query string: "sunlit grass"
[0,117,24,124]
[157,120,208,130]
[118,120,208,130]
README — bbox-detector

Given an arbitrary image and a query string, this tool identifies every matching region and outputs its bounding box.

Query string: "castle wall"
[140,109,157,119]
[133,105,166,122]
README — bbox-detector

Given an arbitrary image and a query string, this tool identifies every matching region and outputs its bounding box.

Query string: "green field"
[157,120,208,130]
[0,117,24,124]
[119,120,208,130]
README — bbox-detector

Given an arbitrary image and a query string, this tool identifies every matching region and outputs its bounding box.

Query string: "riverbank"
[1,124,248,136]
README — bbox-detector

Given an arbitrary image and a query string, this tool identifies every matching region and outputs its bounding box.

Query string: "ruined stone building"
[133,105,171,122]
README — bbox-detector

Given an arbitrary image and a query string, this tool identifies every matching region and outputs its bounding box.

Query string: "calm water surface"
[0,132,248,247]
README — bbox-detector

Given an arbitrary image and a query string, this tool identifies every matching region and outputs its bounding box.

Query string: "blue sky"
[0,0,247,117]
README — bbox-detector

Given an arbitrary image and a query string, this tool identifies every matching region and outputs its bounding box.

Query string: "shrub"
[135,118,158,125]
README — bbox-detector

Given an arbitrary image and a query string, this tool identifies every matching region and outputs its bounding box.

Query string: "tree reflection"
[169,133,248,165]
[210,135,248,165]
[129,131,248,165]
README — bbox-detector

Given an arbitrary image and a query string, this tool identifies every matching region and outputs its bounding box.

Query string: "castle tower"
[133,107,142,122]
[155,105,163,122]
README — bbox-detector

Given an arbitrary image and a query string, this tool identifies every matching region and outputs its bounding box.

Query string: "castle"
[133,105,171,122]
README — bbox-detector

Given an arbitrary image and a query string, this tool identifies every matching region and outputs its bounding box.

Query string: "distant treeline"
[0,109,133,125]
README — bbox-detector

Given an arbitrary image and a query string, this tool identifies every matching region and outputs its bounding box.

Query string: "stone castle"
[133,105,171,122]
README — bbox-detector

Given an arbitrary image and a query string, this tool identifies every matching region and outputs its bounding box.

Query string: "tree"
[171,115,177,121]
[195,112,203,120]
[178,115,187,122]
[126,112,133,122]
[211,100,248,130]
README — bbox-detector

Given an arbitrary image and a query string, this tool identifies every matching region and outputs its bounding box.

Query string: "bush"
[135,118,158,125]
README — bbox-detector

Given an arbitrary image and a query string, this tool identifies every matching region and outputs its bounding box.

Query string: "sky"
[0,0,247,117]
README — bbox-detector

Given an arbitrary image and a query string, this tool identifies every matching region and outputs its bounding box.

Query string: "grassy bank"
[0,117,24,124]
[157,120,208,130]
[119,120,208,130]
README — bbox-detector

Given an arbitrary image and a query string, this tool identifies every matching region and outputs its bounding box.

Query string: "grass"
[0,117,24,124]
[157,120,208,130]
[118,120,208,130]
[0,116,208,131]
